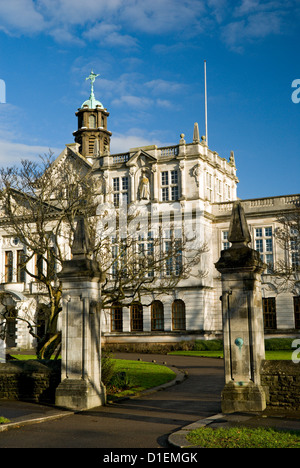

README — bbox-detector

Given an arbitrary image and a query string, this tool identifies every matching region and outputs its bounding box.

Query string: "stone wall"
[0,360,60,403]
[261,360,300,410]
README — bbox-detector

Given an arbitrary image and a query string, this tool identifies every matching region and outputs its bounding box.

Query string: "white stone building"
[0,85,299,349]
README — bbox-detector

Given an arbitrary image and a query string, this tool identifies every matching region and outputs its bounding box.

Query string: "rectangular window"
[113,177,119,192]
[294,297,300,329]
[206,173,212,201]
[161,170,179,201]
[122,176,128,191]
[266,238,273,252]
[111,243,118,277]
[255,239,263,252]
[111,305,123,332]
[131,303,143,331]
[221,231,230,250]
[254,226,274,272]
[161,171,169,186]
[17,250,26,283]
[113,176,129,207]
[162,187,169,201]
[291,229,300,272]
[263,297,277,329]
[265,227,272,237]
[216,179,222,202]
[171,185,179,201]
[5,251,13,283]
[137,233,155,278]
[171,170,178,185]
[164,232,182,277]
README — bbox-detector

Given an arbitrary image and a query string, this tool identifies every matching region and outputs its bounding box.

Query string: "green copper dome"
[81,94,104,109]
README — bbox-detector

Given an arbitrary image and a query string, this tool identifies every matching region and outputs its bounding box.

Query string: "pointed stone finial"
[228,201,251,246]
[71,217,92,259]
[229,150,236,166]
[193,123,200,143]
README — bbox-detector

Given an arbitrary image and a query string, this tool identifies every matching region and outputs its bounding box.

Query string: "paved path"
[0,354,224,448]
[0,354,299,449]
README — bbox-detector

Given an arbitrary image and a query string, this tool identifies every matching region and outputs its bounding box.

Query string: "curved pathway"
[0,354,224,448]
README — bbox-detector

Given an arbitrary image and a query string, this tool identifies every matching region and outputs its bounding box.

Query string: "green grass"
[107,359,176,399]
[168,350,294,360]
[0,416,10,424]
[9,355,176,400]
[186,426,300,448]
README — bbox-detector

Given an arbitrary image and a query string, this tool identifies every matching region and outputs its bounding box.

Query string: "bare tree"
[272,200,300,291]
[0,152,207,358]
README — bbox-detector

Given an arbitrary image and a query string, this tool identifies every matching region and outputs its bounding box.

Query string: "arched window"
[172,300,186,331]
[131,302,143,331]
[151,301,164,331]
[89,114,96,128]
[111,303,123,332]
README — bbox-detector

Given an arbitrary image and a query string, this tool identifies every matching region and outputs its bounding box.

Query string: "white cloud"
[145,79,185,95]
[0,0,206,43]
[110,132,164,154]
[0,139,61,167]
[222,10,282,50]
[0,0,46,35]
[112,95,153,109]
[0,0,297,53]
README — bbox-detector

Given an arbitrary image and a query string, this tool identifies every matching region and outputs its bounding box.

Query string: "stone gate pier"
[55,218,106,410]
[215,201,267,413]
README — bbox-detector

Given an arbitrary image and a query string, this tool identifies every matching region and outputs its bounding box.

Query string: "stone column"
[55,217,106,411]
[215,201,267,413]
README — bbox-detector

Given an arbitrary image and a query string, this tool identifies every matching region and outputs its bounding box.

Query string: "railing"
[160,146,179,158]
[112,153,130,164]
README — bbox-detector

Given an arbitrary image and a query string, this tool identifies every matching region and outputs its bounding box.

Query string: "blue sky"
[0,0,299,199]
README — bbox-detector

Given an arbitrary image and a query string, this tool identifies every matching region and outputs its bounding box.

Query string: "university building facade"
[1,84,299,349]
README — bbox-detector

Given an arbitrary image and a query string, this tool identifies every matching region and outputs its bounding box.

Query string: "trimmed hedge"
[193,339,223,351]
[193,338,297,352]
[264,338,296,351]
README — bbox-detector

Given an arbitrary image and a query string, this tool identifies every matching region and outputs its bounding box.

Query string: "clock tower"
[73,71,112,161]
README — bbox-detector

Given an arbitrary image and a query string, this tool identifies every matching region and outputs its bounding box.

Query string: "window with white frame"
[113,176,129,207]
[254,226,274,272]
[216,179,223,202]
[222,231,230,250]
[291,228,300,271]
[163,229,182,276]
[137,231,154,278]
[206,172,213,201]
[161,170,179,201]
[225,183,231,201]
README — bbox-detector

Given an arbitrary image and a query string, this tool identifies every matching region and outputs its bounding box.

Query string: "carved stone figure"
[139,170,150,200]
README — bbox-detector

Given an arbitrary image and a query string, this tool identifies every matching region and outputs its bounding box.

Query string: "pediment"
[52,144,92,172]
[126,149,157,169]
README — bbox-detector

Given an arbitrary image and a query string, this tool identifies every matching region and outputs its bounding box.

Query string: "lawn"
[8,354,177,400]
[167,350,294,360]
[186,426,300,448]
[107,359,176,399]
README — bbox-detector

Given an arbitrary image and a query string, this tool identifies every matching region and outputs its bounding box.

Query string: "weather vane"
[85,70,100,96]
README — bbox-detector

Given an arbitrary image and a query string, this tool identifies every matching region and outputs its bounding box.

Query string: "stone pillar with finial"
[55,217,106,410]
[215,201,267,413]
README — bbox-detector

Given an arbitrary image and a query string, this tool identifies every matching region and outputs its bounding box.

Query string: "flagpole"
[204,60,208,145]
